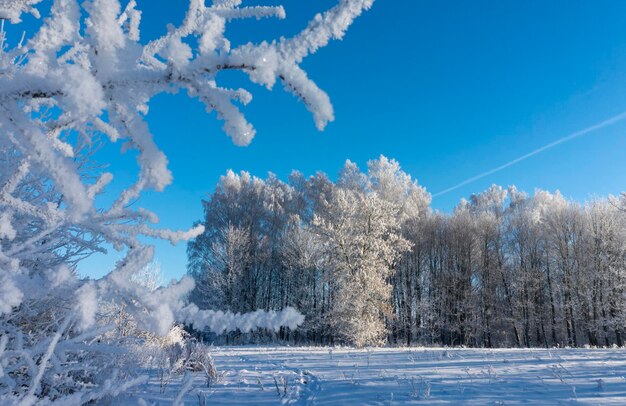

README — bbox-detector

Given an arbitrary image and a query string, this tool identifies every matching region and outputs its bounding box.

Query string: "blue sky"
[74,0,626,281]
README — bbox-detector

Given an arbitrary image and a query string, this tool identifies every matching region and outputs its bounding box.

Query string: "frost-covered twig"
[173,372,195,406]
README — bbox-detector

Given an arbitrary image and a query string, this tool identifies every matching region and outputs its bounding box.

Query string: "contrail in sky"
[432,110,626,198]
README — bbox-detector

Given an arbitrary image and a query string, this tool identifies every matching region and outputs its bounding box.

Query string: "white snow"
[75,282,97,331]
[125,346,626,405]
[0,274,22,315]
[0,212,16,240]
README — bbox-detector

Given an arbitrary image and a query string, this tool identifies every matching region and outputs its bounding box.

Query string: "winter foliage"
[188,156,626,348]
[0,0,372,403]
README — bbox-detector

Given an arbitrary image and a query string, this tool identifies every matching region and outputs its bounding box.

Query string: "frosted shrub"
[176,340,218,387]
[145,330,217,393]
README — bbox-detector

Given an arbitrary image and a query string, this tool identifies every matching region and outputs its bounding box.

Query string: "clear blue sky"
[76,0,626,282]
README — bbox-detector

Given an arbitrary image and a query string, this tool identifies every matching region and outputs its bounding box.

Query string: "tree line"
[187,156,626,348]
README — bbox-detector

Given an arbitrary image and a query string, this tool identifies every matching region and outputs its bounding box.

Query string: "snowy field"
[124,346,626,405]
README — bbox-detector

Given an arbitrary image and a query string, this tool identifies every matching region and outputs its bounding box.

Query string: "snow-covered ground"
[125,346,626,405]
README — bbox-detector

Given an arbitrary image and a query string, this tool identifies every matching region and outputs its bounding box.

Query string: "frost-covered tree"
[585,199,626,346]
[365,156,431,344]
[297,160,413,347]
[192,223,252,312]
[0,0,372,402]
[280,223,326,339]
[313,184,410,347]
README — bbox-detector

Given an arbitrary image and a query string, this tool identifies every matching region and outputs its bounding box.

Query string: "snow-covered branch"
[0,0,369,402]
